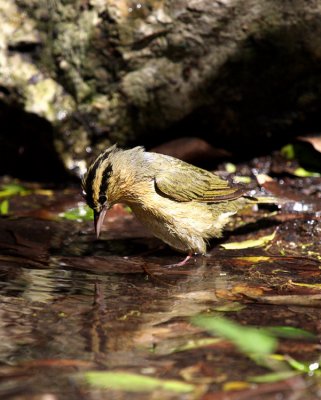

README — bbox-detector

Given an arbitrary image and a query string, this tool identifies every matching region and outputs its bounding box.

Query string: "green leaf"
[248,370,298,383]
[284,356,310,372]
[59,204,93,222]
[191,316,277,356]
[84,371,195,393]
[263,354,319,374]
[0,199,9,215]
[0,183,29,198]
[293,167,320,177]
[124,205,132,213]
[173,338,222,353]
[263,326,316,340]
[225,163,236,173]
[281,144,296,160]
[221,231,276,250]
[233,176,252,184]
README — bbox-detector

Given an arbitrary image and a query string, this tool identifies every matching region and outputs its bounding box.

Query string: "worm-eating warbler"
[82,145,255,265]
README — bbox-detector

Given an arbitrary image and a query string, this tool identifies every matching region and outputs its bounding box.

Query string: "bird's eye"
[81,190,87,199]
[99,195,107,205]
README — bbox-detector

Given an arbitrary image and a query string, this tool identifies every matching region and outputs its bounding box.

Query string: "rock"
[1,0,321,177]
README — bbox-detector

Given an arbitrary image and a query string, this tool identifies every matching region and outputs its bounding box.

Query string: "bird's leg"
[169,252,193,267]
[176,253,193,267]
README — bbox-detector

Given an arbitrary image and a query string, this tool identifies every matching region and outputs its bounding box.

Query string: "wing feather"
[154,163,245,203]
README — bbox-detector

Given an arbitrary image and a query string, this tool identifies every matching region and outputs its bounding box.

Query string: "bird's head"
[81,144,118,238]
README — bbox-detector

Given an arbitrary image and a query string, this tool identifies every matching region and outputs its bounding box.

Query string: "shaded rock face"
[1,0,321,178]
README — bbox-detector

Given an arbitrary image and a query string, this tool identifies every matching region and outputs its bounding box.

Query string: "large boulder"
[1,0,321,177]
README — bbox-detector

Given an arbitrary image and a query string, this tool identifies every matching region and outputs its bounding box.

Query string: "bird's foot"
[166,253,194,268]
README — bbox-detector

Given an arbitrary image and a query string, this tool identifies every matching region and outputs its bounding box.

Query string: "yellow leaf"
[233,256,272,263]
[34,189,54,196]
[232,285,265,297]
[288,280,321,289]
[221,231,276,250]
[223,381,252,391]
[293,167,320,178]
[233,176,252,184]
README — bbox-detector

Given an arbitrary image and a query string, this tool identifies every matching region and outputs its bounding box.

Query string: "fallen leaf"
[0,199,9,215]
[84,371,195,393]
[223,381,252,391]
[233,176,252,184]
[33,189,54,196]
[243,294,321,306]
[221,231,276,250]
[281,144,296,160]
[283,355,310,372]
[232,285,265,297]
[231,256,273,265]
[248,371,299,383]
[288,280,321,290]
[263,326,316,340]
[293,167,320,178]
[0,183,29,198]
[225,163,236,173]
[172,338,222,353]
[59,203,93,222]
[191,316,277,356]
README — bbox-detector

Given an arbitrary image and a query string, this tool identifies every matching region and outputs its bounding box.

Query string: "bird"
[82,144,260,266]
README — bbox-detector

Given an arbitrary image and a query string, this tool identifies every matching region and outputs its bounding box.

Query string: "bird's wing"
[154,162,246,203]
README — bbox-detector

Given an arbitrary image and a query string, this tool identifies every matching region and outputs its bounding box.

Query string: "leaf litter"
[1,146,321,399]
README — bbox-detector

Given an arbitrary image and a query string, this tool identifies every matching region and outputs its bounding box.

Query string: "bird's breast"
[126,182,215,253]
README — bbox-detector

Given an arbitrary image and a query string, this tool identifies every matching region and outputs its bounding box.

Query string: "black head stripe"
[82,165,97,208]
[99,163,113,205]
[83,146,117,207]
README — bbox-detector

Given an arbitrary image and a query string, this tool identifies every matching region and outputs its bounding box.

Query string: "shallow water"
[1,183,321,400]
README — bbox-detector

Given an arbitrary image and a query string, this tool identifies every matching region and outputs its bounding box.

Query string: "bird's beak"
[94,206,107,239]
